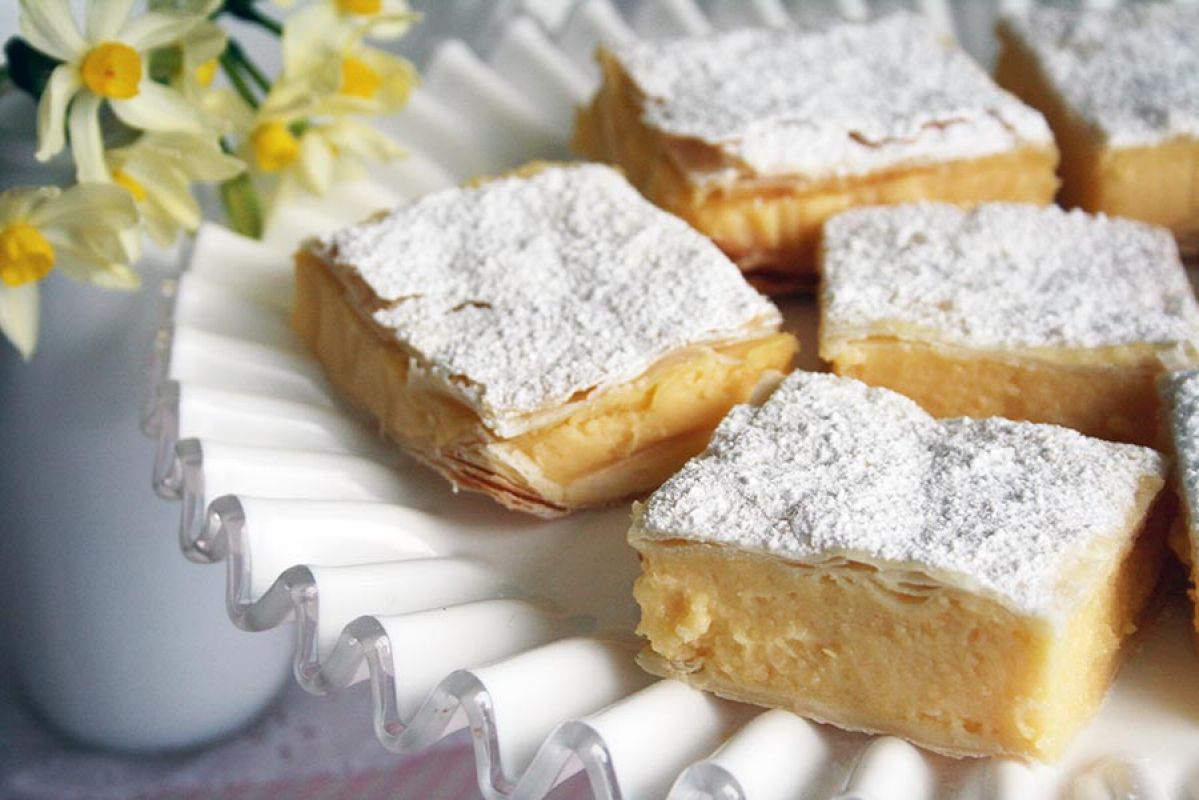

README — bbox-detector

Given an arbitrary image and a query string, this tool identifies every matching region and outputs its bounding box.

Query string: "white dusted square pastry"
[631,372,1168,760]
[575,13,1058,291]
[819,202,1199,446]
[294,163,797,516]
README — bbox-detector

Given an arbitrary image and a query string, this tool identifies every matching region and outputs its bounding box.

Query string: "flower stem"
[221,1,284,37]
[226,40,271,93]
[219,49,259,109]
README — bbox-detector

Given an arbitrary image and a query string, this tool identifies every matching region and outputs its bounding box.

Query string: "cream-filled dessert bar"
[1159,369,1199,637]
[630,372,1168,760]
[293,163,797,517]
[997,5,1199,257]
[819,202,1199,446]
[574,12,1059,291]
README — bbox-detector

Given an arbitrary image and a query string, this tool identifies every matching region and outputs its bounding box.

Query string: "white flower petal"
[136,165,201,234]
[46,244,99,281]
[201,88,255,135]
[0,187,60,226]
[67,93,110,182]
[118,227,143,264]
[361,2,420,41]
[298,132,335,196]
[120,11,201,52]
[86,0,136,42]
[19,0,85,62]
[29,183,138,232]
[123,132,245,181]
[369,49,418,110]
[140,197,182,247]
[325,120,405,162]
[282,3,343,72]
[180,21,227,66]
[43,225,131,268]
[93,264,141,289]
[313,47,418,117]
[0,282,39,360]
[175,146,244,182]
[362,13,418,41]
[110,82,207,133]
[54,245,141,289]
[259,67,341,121]
[186,148,245,182]
[34,67,80,163]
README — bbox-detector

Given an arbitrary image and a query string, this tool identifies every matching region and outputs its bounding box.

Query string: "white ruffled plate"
[143,1,1199,797]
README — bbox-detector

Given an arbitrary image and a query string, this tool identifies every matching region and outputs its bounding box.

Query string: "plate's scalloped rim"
[141,2,1199,798]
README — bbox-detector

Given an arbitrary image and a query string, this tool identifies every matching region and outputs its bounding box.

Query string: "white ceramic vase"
[0,97,293,752]
[0,264,294,752]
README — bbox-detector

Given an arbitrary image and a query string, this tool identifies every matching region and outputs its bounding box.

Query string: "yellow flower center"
[194,58,218,88]
[340,56,382,99]
[113,169,148,203]
[0,224,55,287]
[337,0,382,15]
[251,122,300,172]
[81,42,143,99]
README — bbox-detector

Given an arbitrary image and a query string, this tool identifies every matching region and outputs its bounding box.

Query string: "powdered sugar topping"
[1163,369,1199,547]
[611,13,1052,181]
[634,372,1165,622]
[821,203,1199,351]
[308,164,781,437]
[1001,5,1199,147]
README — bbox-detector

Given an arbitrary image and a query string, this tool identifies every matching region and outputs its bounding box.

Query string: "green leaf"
[4,36,63,100]
[220,0,284,36]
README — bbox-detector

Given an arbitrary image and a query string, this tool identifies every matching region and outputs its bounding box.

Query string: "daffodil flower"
[282,0,416,71]
[107,132,245,246]
[252,116,404,207]
[161,22,257,141]
[316,45,418,117]
[253,63,342,127]
[21,0,212,182]
[237,66,337,177]
[173,18,227,100]
[0,184,140,359]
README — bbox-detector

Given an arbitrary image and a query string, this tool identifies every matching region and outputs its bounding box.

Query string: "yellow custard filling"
[820,335,1172,447]
[633,484,1165,761]
[508,333,797,484]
